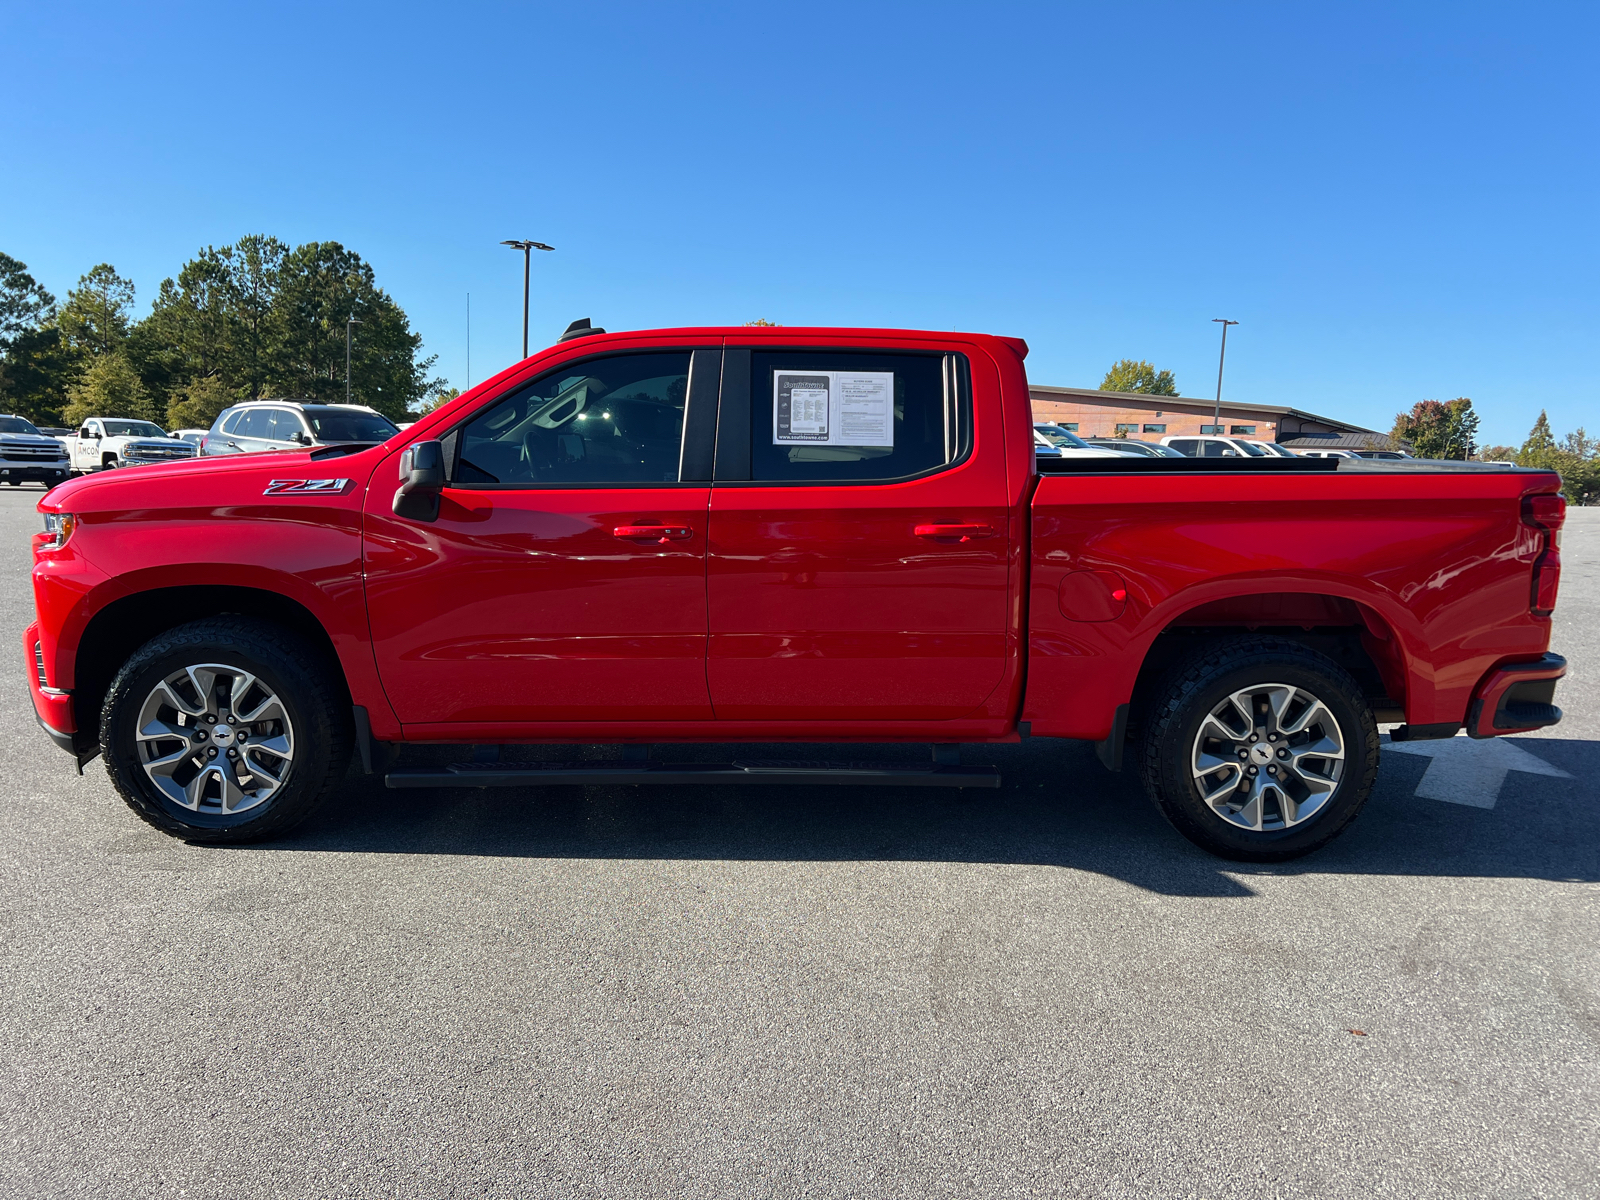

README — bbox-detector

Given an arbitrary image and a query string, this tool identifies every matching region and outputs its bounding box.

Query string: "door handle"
[914,523,995,542]
[614,524,693,544]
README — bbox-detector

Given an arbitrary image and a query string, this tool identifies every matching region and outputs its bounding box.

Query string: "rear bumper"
[1466,653,1566,738]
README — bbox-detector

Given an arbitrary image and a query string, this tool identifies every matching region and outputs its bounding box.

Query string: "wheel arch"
[1125,584,1416,728]
[73,585,351,745]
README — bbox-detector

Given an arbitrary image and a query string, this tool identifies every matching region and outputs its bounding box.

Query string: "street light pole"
[500,239,555,359]
[346,316,362,405]
[1211,318,1239,432]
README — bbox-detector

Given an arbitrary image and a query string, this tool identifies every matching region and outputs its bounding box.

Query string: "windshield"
[104,421,167,438]
[1034,424,1090,449]
[0,417,43,435]
[304,409,399,443]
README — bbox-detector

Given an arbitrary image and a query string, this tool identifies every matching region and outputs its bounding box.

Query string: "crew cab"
[25,327,1568,861]
[66,418,197,472]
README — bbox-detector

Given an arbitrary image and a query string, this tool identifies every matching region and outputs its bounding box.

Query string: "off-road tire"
[101,617,350,843]
[1138,635,1379,862]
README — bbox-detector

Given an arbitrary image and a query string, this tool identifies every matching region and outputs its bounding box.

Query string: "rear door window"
[453,352,691,486]
[238,410,274,439]
[743,351,967,483]
[1167,439,1197,455]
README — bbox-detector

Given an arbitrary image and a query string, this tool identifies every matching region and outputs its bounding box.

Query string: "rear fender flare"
[1119,574,1427,715]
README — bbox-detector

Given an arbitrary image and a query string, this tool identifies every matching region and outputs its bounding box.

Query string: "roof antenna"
[558,318,605,343]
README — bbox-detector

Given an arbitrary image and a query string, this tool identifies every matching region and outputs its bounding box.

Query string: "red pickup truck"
[25,326,1568,860]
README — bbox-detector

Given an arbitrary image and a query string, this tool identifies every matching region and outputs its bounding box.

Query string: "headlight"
[41,512,76,549]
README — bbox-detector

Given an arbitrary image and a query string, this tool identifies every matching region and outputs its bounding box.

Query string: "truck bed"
[1037,455,1542,475]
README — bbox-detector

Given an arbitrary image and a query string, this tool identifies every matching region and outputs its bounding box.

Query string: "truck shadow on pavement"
[237,735,1600,898]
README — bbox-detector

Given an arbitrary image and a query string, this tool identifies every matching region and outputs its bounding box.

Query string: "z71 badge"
[263,478,353,495]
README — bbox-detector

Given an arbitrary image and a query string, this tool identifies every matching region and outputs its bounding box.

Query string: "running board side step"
[385,760,1001,790]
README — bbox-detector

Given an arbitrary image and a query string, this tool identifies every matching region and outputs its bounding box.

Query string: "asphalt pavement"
[0,487,1595,1199]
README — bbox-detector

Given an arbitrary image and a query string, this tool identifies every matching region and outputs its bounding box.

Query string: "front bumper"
[1466,653,1566,738]
[119,450,197,467]
[24,622,79,755]
[0,462,71,484]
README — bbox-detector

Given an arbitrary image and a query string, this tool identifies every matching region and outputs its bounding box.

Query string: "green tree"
[0,252,71,422]
[1390,398,1478,459]
[270,240,440,418]
[1100,359,1177,395]
[135,236,438,421]
[1560,427,1596,459]
[1521,410,1556,455]
[62,351,161,426]
[142,236,291,403]
[0,324,75,424]
[0,252,56,354]
[418,384,460,416]
[1513,410,1600,505]
[165,374,235,431]
[59,264,135,356]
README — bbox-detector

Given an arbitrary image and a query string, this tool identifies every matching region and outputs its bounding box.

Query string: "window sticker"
[774,371,894,448]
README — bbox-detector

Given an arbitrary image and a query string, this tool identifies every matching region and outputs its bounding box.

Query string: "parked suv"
[202,401,400,457]
[0,414,71,487]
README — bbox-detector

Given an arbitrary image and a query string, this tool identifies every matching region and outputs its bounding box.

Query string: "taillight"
[1522,492,1565,615]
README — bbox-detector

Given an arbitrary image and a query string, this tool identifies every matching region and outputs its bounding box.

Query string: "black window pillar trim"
[713,346,752,482]
[678,348,720,482]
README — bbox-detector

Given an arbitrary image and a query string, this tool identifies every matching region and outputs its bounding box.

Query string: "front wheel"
[101,618,351,843]
[1138,636,1379,861]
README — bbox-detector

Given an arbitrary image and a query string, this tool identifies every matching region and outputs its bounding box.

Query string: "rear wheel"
[101,618,350,843]
[1139,636,1379,861]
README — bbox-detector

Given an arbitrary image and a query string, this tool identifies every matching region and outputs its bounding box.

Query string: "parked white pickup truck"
[63,418,198,473]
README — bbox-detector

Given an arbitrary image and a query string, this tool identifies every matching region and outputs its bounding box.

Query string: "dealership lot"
[0,489,1594,1198]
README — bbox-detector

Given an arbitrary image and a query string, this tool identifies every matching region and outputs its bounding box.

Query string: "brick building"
[1029,384,1395,450]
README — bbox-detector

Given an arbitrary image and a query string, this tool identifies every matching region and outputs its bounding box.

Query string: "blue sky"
[2,1,1594,446]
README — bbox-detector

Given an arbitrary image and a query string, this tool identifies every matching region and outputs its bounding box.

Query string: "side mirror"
[291,430,310,445]
[79,428,95,439]
[392,440,444,521]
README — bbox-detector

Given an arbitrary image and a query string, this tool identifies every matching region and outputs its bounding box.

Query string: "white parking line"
[1383,734,1572,808]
